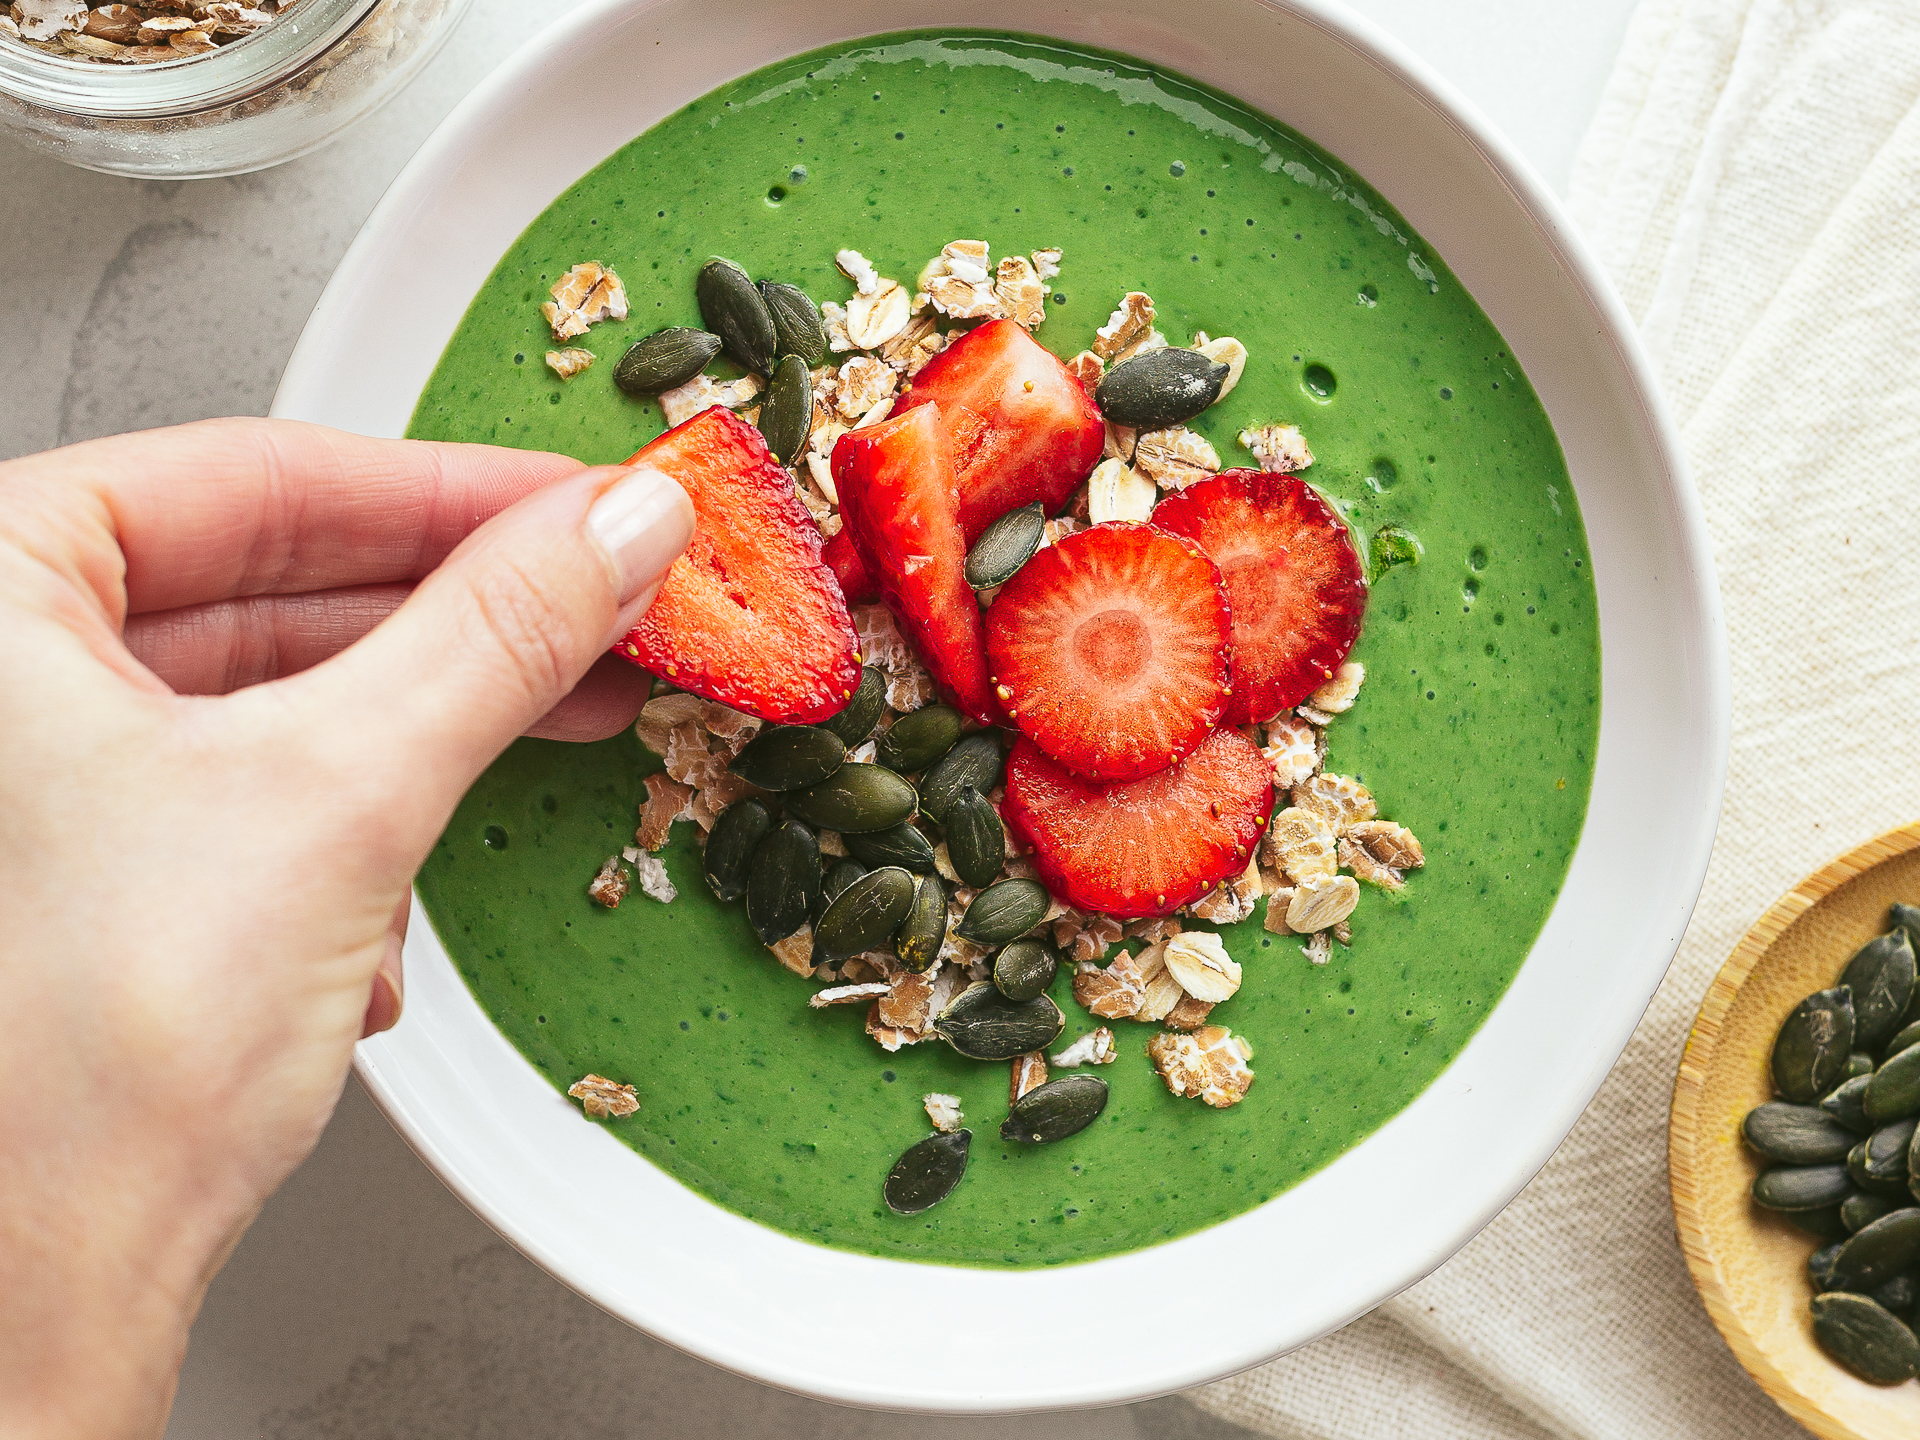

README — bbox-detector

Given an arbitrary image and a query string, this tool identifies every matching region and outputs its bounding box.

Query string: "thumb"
[291,462,693,813]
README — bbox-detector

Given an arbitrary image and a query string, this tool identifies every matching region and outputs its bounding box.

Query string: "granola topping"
[1009,1050,1049,1103]
[1085,455,1156,523]
[541,263,628,342]
[1132,426,1220,490]
[1262,713,1324,788]
[994,255,1049,329]
[587,855,629,908]
[1341,820,1426,890]
[1307,661,1365,715]
[1238,422,1315,473]
[1286,874,1360,933]
[924,1093,965,1133]
[1148,1026,1254,1108]
[1266,806,1338,884]
[568,1074,640,1119]
[1292,772,1378,834]
[544,348,595,380]
[1052,1027,1117,1066]
[1093,292,1157,361]
[810,981,892,1007]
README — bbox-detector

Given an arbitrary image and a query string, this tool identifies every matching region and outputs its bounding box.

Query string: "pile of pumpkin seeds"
[1746,903,1920,1384]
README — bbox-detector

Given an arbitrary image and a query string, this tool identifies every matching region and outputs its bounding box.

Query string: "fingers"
[524,654,654,742]
[362,896,408,1039]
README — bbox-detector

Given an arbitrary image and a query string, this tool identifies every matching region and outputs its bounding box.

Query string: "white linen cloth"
[1191,2,1920,1436]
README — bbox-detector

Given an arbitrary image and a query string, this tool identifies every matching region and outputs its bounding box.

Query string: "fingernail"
[586,466,695,603]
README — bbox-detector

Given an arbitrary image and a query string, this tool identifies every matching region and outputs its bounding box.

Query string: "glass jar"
[0,0,469,177]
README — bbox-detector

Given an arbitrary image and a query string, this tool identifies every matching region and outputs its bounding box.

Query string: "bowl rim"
[274,0,1729,1411]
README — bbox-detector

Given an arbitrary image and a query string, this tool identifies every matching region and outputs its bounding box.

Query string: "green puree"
[407,32,1600,1267]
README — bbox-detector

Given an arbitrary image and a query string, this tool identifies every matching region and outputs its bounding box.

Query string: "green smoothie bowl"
[272,0,1725,1411]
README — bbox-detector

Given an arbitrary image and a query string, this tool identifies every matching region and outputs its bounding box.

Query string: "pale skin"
[0,418,695,1440]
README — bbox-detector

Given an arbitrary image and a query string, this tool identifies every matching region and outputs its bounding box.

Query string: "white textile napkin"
[1191,2,1920,1436]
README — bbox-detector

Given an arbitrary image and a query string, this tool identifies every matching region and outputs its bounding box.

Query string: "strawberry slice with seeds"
[617,406,861,725]
[822,528,878,604]
[1002,730,1274,918]
[1152,470,1367,724]
[895,318,1104,543]
[986,522,1230,781]
[832,402,1003,725]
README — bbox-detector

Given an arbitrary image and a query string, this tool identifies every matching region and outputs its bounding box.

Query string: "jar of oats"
[0,0,467,176]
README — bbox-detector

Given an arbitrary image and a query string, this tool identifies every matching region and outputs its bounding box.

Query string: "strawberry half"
[985,522,1230,781]
[1152,470,1367,724]
[832,402,1003,725]
[895,318,1104,543]
[1002,730,1274,918]
[822,527,878,604]
[617,406,861,725]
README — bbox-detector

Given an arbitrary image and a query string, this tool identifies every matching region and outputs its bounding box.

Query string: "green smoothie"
[407,31,1599,1268]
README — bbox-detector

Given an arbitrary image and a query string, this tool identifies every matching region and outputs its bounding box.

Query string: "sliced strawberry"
[895,318,1104,543]
[831,403,1002,725]
[1152,470,1367,724]
[617,406,861,725]
[822,527,878,604]
[1002,730,1274,918]
[985,522,1229,781]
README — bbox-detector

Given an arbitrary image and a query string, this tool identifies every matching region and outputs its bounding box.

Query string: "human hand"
[0,418,693,1440]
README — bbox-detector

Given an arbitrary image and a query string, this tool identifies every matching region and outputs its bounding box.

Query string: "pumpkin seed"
[845,821,938,875]
[1891,902,1920,949]
[756,354,814,465]
[729,725,845,791]
[1851,1139,1913,1199]
[1887,1020,1920,1061]
[696,257,778,374]
[1754,1164,1855,1212]
[785,764,918,833]
[1872,1272,1918,1314]
[894,874,947,973]
[933,981,1066,1060]
[1867,1041,1920,1123]
[944,787,1007,891]
[883,1128,970,1214]
[918,731,1005,823]
[613,326,723,395]
[1368,524,1424,584]
[999,1074,1109,1143]
[1863,1117,1919,1185]
[877,704,964,773]
[822,858,868,904]
[963,502,1046,590]
[1789,1206,1855,1242]
[1811,1241,1845,1289]
[820,666,886,747]
[1094,346,1229,429]
[1831,1207,1920,1292]
[992,938,1059,1003]
[1843,930,1917,1050]
[703,797,773,902]
[1844,1191,1905,1235]
[1823,1074,1877,1133]
[1772,987,1856,1103]
[1846,1052,1879,1081]
[759,280,828,366]
[956,878,1051,946]
[813,865,915,960]
[745,820,821,945]
[1743,1102,1859,1165]
[1810,1292,1920,1384]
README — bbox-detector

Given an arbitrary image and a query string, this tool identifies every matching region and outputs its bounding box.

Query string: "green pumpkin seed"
[919,732,1005,824]
[756,354,814,465]
[877,704,964,773]
[1844,931,1917,1050]
[1872,1272,1918,1314]
[1864,1117,1919,1185]
[1846,1052,1879,1081]
[1773,987,1857,1103]
[1000,1074,1109,1143]
[1892,902,1920,950]
[1844,1192,1905,1235]
[944,787,1007,890]
[1831,1207,1920,1291]
[844,821,938,875]
[894,874,947,974]
[821,666,887,748]
[703,797,774,902]
[822,858,868,904]
[729,725,846,791]
[785,763,918,833]
[745,820,821,945]
[1810,1292,1920,1384]
[933,981,1065,1060]
[1887,1020,1920,1061]
[759,280,828,366]
[963,502,1046,590]
[1367,524,1424,584]
[696,257,778,374]
[1754,1164,1856,1212]
[813,865,915,960]
[1789,1205,1855,1242]
[1811,1241,1846,1289]
[1744,1102,1859,1165]
[992,938,1059,1003]
[1867,1041,1920,1123]
[1824,1074,1877,1133]
[1850,1139,1911,1199]
[883,1128,971,1214]
[956,878,1051,946]
[613,326,724,395]
[1094,347,1229,429]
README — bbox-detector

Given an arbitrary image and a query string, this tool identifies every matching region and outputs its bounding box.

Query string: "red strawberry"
[822,527,878,604]
[895,318,1104,543]
[617,406,861,725]
[832,403,1003,725]
[1152,470,1367,724]
[985,522,1230,782]
[1002,730,1274,918]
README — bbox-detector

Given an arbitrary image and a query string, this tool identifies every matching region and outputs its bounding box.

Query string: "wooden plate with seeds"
[1671,822,1920,1439]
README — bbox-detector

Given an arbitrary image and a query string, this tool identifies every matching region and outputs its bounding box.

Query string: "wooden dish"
[1671,822,1920,1439]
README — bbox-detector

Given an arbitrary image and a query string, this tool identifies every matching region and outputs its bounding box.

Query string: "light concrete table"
[0,2,1639,1431]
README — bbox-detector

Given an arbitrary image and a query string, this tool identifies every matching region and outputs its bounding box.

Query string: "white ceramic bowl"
[272,0,1727,1412]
